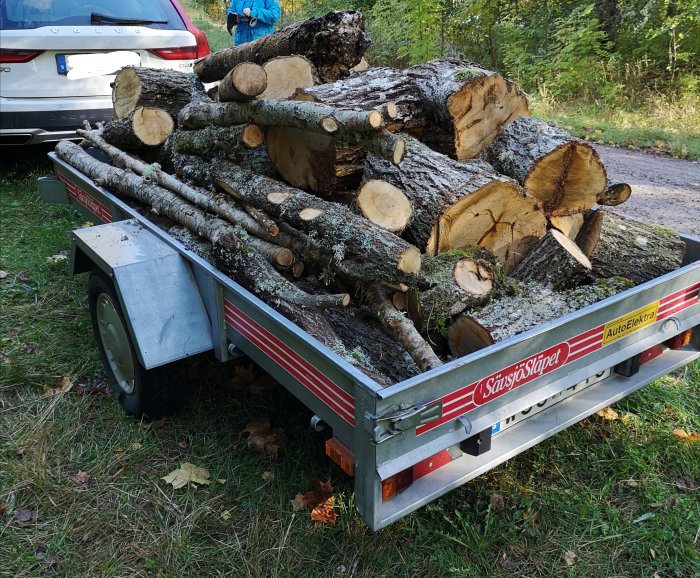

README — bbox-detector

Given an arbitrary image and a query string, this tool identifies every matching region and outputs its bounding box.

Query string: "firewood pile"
[54,11,686,385]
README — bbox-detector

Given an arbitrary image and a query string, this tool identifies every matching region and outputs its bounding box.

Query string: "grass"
[1,147,699,577]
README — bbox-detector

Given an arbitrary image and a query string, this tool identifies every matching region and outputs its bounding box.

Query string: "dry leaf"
[0,270,7,279]
[292,478,338,525]
[597,407,619,421]
[161,463,211,489]
[262,471,275,483]
[563,550,577,566]
[240,417,286,459]
[310,496,338,525]
[46,253,68,264]
[14,508,35,527]
[73,471,91,485]
[673,428,700,442]
[217,478,226,485]
[220,510,231,520]
[43,376,74,397]
[290,493,306,512]
[178,440,188,449]
[130,442,142,450]
[114,447,124,453]
[490,492,505,513]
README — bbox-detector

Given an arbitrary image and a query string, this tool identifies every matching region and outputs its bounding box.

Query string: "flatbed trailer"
[39,150,700,531]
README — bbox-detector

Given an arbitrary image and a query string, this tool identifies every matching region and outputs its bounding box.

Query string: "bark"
[406,58,530,159]
[292,67,426,136]
[258,56,319,101]
[178,99,382,136]
[598,181,632,206]
[102,107,174,150]
[218,62,268,102]
[511,229,592,290]
[193,11,370,83]
[488,116,607,217]
[574,210,686,284]
[266,127,404,194]
[169,124,264,160]
[112,67,206,119]
[363,135,547,271]
[171,154,422,283]
[448,278,634,357]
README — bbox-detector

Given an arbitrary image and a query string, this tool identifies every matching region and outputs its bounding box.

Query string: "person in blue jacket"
[226,0,281,45]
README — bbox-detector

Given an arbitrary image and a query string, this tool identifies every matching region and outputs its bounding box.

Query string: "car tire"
[88,268,187,418]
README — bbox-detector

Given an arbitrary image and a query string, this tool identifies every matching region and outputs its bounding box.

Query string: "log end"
[133,107,174,146]
[447,314,495,358]
[598,182,632,206]
[242,124,265,149]
[453,259,494,296]
[228,62,268,99]
[397,246,422,275]
[112,66,141,119]
[393,137,406,165]
[259,56,318,101]
[549,213,585,240]
[356,179,412,233]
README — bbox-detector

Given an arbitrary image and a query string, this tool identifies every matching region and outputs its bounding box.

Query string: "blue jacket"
[227,0,281,45]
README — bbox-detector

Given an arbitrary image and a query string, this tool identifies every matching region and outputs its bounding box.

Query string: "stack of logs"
[55,11,686,385]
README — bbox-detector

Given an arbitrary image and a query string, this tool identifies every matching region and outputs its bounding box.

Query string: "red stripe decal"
[57,173,112,223]
[224,300,355,425]
[416,282,699,435]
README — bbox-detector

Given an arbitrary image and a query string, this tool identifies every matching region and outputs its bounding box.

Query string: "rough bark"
[258,56,319,101]
[218,62,268,102]
[101,107,174,150]
[406,58,530,159]
[178,99,382,136]
[171,154,422,283]
[169,124,264,160]
[511,229,592,290]
[292,67,426,136]
[112,67,206,119]
[574,210,686,284]
[363,135,546,271]
[488,116,607,217]
[448,278,634,357]
[193,11,370,83]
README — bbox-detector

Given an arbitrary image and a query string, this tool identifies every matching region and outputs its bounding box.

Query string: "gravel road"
[594,145,700,236]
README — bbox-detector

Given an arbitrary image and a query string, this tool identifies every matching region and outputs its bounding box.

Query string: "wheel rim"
[95,293,136,394]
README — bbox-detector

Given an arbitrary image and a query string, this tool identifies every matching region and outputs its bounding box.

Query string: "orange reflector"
[381,469,413,501]
[666,329,693,350]
[325,437,355,477]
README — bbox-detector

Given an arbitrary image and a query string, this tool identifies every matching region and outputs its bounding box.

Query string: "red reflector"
[325,437,355,477]
[148,47,198,60]
[639,344,664,365]
[0,49,43,63]
[413,449,453,480]
[382,469,413,501]
[665,329,693,350]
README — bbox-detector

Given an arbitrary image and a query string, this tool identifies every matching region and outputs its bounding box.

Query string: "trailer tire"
[88,269,188,418]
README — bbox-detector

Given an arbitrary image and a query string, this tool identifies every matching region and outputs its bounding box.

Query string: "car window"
[0,0,185,30]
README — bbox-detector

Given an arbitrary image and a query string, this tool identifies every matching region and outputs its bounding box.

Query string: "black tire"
[87,268,188,418]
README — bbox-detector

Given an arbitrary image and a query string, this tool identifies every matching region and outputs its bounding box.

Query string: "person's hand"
[242,7,251,16]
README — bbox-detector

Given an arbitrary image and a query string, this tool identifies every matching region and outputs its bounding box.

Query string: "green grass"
[1,148,699,577]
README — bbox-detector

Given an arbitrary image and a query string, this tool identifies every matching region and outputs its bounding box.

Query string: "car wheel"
[88,268,187,418]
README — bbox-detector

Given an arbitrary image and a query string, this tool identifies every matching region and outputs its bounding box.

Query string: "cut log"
[169,124,264,160]
[171,154,422,284]
[406,58,529,159]
[448,278,634,357]
[488,116,607,217]
[266,127,403,194]
[102,107,174,150]
[193,11,370,83]
[178,99,382,136]
[511,229,592,290]
[356,180,412,233]
[549,214,585,239]
[574,210,686,284]
[292,67,426,136]
[363,135,546,271]
[218,62,267,102]
[112,67,205,119]
[258,56,318,101]
[598,182,632,206]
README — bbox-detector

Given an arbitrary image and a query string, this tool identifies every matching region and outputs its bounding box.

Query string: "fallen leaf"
[234,363,257,383]
[499,556,519,571]
[130,442,142,450]
[43,376,73,397]
[14,508,35,527]
[292,478,338,524]
[675,476,695,492]
[217,478,226,485]
[597,407,619,421]
[310,496,338,525]
[650,496,678,510]
[0,270,7,279]
[220,510,231,520]
[0,502,7,515]
[633,512,655,524]
[46,252,68,264]
[161,463,211,489]
[673,428,700,442]
[114,447,124,453]
[240,417,286,459]
[178,440,188,449]
[490,492,505,513]
[290,493,306,512]
[262,471,275,483]
[73,471,91,485]
[563,550,577,566]
[34,545,58,568]
[650,548,656,559]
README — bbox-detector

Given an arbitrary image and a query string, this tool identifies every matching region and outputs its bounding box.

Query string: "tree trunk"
[406,58,530,160]
[218,62,268,102]
[193,11,370,83]
[292,67,426,136]
[574,210,686,284]
[178,99,382,136]
[598,181,632,206]
[258,56,319,101]
[363,135,546,271]
[511,229,592,290]
[488,116,607,217]
[169,124,264,160]
[448,278,634,357]
[549,214,585,239]
[112,67,205,119]
[101,107,174,150]
[172,154,422,283]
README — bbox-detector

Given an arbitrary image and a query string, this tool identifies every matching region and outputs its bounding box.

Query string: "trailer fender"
[71,219,214,369]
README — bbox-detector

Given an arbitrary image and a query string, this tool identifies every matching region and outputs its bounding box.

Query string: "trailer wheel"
[88,269,187,418]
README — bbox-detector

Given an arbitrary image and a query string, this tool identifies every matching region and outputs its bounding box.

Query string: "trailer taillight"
[666,328,693,350]
[382,469,413,500]
[325,438,355,477]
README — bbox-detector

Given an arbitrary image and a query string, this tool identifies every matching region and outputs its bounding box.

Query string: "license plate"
[56,51,141,79]
[491,368,611,436]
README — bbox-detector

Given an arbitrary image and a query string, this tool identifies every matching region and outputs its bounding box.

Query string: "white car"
[0,0,210,145]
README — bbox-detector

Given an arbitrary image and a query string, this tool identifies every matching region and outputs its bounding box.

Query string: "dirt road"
[594,145,700,236]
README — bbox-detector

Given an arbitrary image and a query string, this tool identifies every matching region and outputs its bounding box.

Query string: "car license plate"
[491,368,611,436]
[56,51,140,79]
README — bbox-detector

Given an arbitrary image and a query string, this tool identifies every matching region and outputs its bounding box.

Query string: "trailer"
[39,150,700,531]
